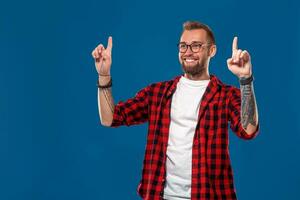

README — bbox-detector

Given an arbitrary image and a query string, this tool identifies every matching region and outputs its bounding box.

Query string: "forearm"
[240,80,259,135]
[98,76,114,126]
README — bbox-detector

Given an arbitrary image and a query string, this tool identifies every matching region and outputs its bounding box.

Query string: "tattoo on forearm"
[240,82,257,129]
[101,88,114,113]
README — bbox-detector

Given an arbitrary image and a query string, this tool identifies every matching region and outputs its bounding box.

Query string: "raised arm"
[227,37,259,135]
[92,36,114,126]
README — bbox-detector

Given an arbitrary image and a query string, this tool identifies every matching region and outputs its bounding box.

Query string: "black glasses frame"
[177,42,211,53]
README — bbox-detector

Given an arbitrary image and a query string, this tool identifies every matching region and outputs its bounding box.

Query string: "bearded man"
[92,21,259,200]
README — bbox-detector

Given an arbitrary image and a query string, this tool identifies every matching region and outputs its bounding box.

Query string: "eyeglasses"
[177,42,211,53]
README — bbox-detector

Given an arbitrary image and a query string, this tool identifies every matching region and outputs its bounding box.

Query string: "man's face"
[178,29,215,76]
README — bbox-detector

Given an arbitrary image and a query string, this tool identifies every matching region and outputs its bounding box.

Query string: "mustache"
[181,56,199,59]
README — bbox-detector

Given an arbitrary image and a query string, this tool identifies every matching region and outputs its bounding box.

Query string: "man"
[91,21,259,200]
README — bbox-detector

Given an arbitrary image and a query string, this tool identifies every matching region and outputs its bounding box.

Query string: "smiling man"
[92,21,259,200]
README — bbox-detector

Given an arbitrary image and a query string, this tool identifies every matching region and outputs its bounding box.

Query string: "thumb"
[227,57,233,65]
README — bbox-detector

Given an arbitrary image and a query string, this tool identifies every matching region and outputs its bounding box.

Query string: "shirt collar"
[166,74,222,98]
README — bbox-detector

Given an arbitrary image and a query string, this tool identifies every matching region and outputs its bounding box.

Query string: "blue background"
[1,0,299,199]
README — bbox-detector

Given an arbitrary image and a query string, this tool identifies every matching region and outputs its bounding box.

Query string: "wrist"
[239,74,254,85]
[97,77,112,89]
[98,72,110,76]
[98,75,111,85]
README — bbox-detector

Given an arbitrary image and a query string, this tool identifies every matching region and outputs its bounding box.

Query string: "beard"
[181,58,208,76]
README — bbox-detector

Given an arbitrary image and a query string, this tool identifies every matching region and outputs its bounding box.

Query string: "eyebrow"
[179,41,204,44]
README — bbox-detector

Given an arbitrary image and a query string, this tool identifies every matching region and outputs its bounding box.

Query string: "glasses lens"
[191,44,201,52]
[179,43,187,52]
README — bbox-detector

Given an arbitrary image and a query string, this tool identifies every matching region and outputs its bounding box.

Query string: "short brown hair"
[182,21,216,44]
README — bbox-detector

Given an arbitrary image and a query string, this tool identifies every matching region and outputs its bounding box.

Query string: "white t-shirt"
[163,76,209,200]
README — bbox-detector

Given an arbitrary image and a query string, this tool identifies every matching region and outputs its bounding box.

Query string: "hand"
[227,37,252,78]
[92,36,113,75]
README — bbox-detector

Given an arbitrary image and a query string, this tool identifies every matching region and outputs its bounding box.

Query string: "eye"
[191,43,202,48]
[179,43,187,48]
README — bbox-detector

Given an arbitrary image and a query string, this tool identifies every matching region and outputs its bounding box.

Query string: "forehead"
[180,29,208,43]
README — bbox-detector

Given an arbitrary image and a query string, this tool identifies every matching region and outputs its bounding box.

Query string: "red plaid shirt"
[111,75,259,200]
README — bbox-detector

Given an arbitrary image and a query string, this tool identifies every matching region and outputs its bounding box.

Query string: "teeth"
[185,59,195,62]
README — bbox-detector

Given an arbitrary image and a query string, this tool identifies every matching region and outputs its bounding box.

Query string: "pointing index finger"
[106,36,113,51]
[232,36,238,52]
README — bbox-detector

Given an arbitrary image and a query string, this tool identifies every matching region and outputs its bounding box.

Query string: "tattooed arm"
[240,80,258,135]
[227,36,259,135]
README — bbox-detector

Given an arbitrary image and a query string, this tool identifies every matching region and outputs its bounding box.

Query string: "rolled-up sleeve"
[111,86,150,127]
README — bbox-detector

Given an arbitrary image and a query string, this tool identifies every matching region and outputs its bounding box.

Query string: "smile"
[184,58,198,63]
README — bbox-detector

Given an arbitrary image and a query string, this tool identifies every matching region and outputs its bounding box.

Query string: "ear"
[209,45,217,58]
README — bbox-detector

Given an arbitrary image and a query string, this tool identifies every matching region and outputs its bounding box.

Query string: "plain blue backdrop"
[1,0,299,199]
